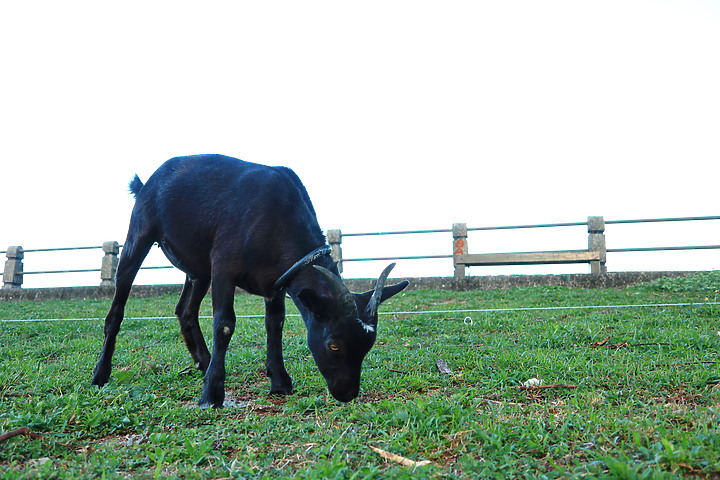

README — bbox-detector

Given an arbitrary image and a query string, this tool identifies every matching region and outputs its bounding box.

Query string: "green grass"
[1,272,719,479]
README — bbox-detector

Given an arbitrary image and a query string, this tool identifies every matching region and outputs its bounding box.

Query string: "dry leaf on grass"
[436,359,452,375]
[369,446,433,467]
[522,378,542,387]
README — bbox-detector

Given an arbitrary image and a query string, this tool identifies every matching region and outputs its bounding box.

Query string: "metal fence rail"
[2,215,718,288]
[608,245,720,253]
[606,216,720,225]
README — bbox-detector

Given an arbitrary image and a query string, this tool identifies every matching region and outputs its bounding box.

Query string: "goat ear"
[297,289,330,319]
[364,263,409,318]
[356,281,409,320]
[378,281,409,304]
[355,280,409,329]
[296,266,359,321]
[362,280,410,316]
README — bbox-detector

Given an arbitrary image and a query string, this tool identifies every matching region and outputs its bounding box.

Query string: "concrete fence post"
[452,223,468,279]
[587,216,607,274]
[100,241,120,286]
[327,229,343,274]
[2,246,24,289]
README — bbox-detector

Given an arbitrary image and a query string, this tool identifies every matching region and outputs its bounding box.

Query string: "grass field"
[1,272,719,479]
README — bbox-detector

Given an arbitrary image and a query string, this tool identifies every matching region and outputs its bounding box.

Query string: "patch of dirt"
[90,433,148,449]
[270,443,317,470]
[218,390,288,419]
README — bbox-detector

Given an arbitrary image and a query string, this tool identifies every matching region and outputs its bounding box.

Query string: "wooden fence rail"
[2,215,719,288]
[450,216,607,278]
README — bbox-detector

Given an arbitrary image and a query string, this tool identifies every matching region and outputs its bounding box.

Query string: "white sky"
[1,1,719,287]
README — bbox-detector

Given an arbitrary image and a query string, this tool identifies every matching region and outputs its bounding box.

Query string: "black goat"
[91,154,408,408]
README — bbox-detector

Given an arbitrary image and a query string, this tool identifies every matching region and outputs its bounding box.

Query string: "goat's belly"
[158,241,208,279]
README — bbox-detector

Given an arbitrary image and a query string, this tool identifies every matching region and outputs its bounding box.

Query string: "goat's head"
[292,263,408,402]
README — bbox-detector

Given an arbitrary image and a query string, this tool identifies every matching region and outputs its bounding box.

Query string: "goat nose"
[329,383,359,403]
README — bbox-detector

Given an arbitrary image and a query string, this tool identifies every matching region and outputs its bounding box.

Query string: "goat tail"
[128,175,144,198]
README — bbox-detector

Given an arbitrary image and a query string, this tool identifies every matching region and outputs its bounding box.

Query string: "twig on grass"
[590,338,673,349]
[0,427,44,443]
[518,384,578,391]
[589,337,630,349]
[130,339,162,352]
[0,392,31,398]
[369,446,433,467]
[388,368,408,374]
[655,360,719,368]
[477,397,524,407]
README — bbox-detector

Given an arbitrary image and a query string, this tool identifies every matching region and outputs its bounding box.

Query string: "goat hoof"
[268,373,293,395]
[198,385,224,408]
[269,386,293,396]
[198,395,224,409]
[90,372,109,387]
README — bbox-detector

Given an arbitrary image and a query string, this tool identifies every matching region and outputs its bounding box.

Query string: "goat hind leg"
[175,276,211,372]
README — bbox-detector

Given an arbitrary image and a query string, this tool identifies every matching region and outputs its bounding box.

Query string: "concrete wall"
[0,271,692,302]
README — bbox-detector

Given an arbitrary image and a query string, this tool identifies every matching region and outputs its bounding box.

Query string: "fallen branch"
[518,384,578,390]
[388,368,408,374]
[655,361,719,368]
[130,339,161,352]
[680,361,718,365]
[369,446,432,467]
[0,427,44,443]
[590,338,673,349]
[0,392,31,398]
[477,397,524,407]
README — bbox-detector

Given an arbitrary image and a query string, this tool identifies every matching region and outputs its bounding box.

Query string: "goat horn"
[367,263,397,318]
[312,265,358,316]
[273,245,332,290]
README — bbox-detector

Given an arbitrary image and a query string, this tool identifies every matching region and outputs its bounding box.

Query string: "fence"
[2,215,719,289]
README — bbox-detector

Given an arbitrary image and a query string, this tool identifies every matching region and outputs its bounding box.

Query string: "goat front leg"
[198,279,236,409]
[92,235,152,386]
[91,300,127,386]
[265,294,293,395]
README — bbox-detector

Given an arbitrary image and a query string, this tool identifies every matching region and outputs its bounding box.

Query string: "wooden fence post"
[100,241,120,286]
[327,229,343,274]
[587,216,607,274]
[2,246,24,289]
[452,223,468,279]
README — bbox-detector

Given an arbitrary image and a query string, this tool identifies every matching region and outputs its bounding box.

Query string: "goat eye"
[328,343,340,352]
